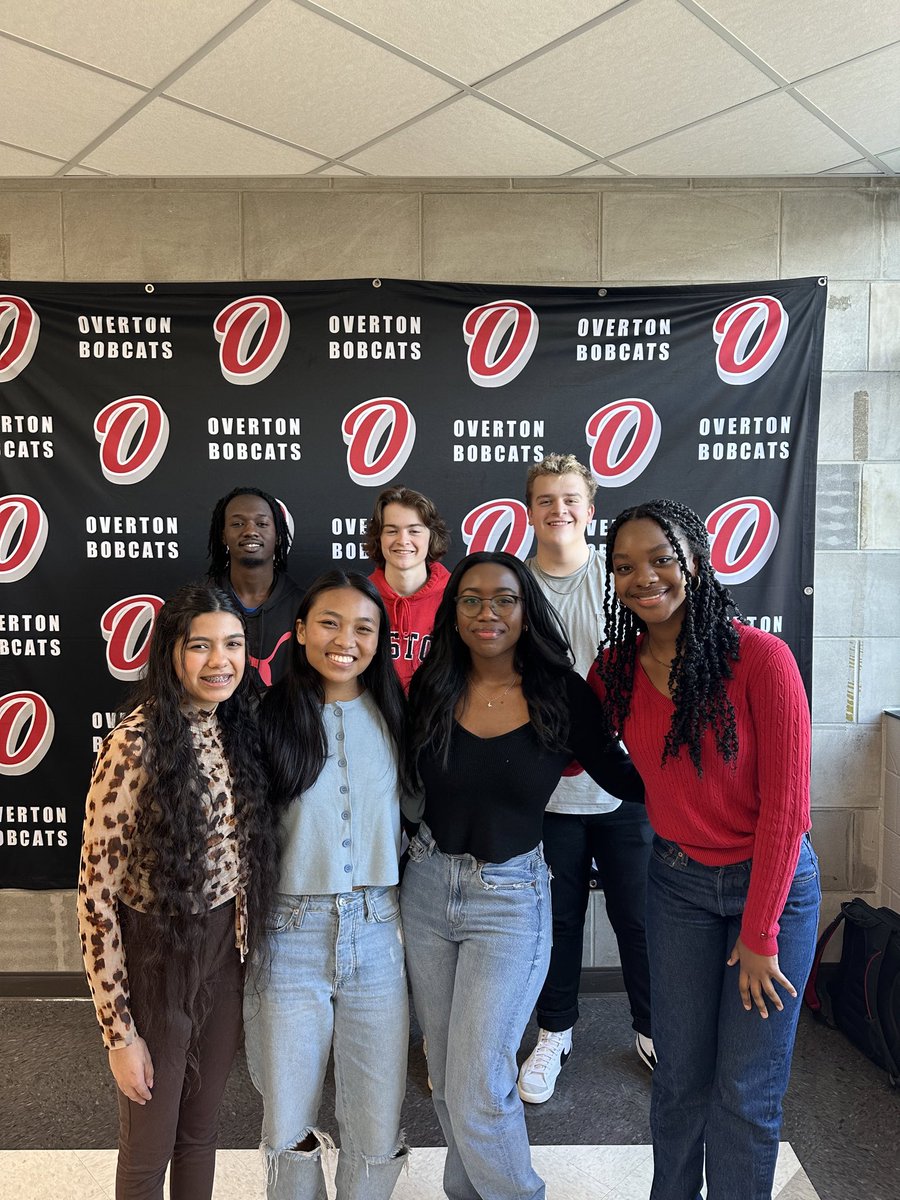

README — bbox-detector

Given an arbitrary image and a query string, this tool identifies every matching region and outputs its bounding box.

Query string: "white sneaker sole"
[517,1050,570,1104]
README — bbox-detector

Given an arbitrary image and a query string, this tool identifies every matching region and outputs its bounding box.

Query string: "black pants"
[537,805,653,1036]
[116,900,243,1200]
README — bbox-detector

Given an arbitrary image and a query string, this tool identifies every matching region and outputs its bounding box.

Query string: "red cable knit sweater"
[589,622,811,956]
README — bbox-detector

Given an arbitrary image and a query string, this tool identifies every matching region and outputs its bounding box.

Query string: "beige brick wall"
[1,174,898,974]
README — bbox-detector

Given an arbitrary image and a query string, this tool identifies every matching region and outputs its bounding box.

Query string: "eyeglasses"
[455,595,521,616]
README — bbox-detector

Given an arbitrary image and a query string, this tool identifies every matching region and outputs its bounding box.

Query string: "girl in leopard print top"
[77,583,277,1200]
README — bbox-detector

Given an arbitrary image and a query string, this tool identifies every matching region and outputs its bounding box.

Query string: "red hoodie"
[370,561,451,693]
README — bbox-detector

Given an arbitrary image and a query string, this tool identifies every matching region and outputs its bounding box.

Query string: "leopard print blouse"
[77,705,247,1048]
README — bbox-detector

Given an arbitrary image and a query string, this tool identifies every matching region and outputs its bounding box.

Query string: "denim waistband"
[273,884,397,913]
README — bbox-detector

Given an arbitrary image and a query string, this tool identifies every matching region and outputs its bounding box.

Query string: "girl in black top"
[401,551,642,1200]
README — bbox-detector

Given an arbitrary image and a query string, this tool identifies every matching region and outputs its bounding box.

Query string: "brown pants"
[115,900,243,1200]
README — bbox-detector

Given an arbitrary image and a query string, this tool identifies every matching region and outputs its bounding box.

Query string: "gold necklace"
[469,675,520,708]
[645,643,675,672]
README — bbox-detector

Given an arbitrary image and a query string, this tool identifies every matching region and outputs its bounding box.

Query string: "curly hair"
[525,452,597,505]
[261,571,412,805]
[598,499,745,775]
[408,551,575,770]
[126,583,279,1058]
[206,486,292,578]
[363,485,451,568]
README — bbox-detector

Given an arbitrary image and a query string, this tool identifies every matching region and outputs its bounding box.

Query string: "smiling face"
[296,587,381,701]
[527,472,595,552]
[379,502,431,577]
[611,517,697,633]
[173,611,246,708]
[221,494,277,570]
[454,562,525,668]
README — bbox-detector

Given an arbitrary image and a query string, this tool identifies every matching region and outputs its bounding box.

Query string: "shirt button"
[338,759,347,767]
[341,811,350,820]
[336,732,344,740]
[342,838,351,848]
[333,706,342,716]
[344,863,352,873]
[340,785,349,794]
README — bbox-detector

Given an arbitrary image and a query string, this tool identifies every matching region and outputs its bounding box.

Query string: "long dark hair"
[599,499,745,774]
[261,571,410,804]
[408,551,575,769]
[128,583,278,1040]
[206,486,292,578]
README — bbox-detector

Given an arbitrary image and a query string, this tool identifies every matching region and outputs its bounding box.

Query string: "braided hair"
[206,486,292,579]
[599,499,745,775]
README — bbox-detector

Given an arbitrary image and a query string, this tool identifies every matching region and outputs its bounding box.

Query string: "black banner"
[0,277,825,888]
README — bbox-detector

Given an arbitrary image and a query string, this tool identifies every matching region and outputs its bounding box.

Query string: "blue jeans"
[243,887,409,1200]
[537,804,653,1035]
[646,835,820,1200]
[401,824,551,1200]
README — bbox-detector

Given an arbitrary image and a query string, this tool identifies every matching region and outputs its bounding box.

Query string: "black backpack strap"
[804,907,845,1021]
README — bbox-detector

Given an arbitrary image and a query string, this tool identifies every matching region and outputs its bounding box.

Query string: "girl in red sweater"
[592,499,820,1200]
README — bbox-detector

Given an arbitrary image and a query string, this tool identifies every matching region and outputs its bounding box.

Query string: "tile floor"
[0,1144,820,1199]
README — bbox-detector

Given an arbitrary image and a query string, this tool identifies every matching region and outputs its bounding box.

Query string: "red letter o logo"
[461,499,534,558]
[342,398,416,487]
[463,301,539,388]
[0,692,55,776]
[0,495,49,583]
[706,497,780,585]
[585,399,661,488]
[214,296,290,385]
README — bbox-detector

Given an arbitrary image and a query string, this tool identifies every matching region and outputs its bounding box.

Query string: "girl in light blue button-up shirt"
[244,570,412,1200]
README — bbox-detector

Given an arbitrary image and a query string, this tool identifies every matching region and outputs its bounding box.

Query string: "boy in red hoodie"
[365,485,451,693]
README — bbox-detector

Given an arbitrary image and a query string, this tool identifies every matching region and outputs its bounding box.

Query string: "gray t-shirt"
[277,690,402,894]
[526,546,621,816]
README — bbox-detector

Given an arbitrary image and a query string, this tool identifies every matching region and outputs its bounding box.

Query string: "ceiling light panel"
[167,0,457,159]
[484,0,774,156]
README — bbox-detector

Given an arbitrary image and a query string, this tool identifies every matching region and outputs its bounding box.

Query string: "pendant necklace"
[469,676,520,708]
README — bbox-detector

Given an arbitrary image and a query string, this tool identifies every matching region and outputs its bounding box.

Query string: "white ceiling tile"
[611,93,863,176]
[797,42,900,158]
[0,143,61,176]
[167,0,457,159]
[697,0,900,81]
[0,0,252,85]
[1,38,144,159]
[313,0,621,83]
[65,165,109,176]
[484,0,774,156]
[343,96,591,175]
[81,97,325,175]
[876,147,900,171]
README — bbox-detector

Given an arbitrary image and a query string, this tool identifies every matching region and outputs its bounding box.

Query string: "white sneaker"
[636,1032,657,1071]
[517,1028,573,1103]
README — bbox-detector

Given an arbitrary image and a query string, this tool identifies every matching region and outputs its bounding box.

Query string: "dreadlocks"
[206,486,292,579]
[599,499,745,775]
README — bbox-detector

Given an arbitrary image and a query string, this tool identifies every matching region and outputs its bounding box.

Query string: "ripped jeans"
[401,824,551,1200]
[244,887,409,1200]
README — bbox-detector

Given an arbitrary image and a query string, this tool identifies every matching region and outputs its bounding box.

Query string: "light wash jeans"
[401,823,551,1200]
[646,835,820,1200]
[243,886,409,1200]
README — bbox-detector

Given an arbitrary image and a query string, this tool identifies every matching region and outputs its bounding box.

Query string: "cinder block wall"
[1,175,898,976]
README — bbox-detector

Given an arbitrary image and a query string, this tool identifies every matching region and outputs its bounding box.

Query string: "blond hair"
[525,453,597,506]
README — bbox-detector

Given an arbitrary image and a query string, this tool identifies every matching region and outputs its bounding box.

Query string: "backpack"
[804,897,900,1086]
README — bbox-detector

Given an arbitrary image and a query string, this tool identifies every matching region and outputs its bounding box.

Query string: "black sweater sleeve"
[564,672,645,805]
